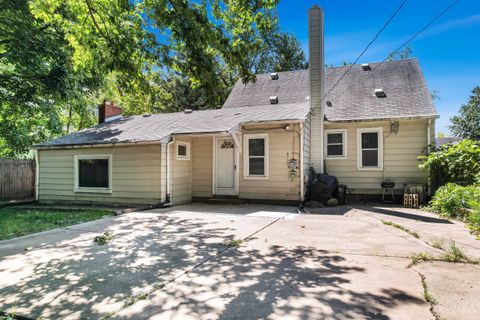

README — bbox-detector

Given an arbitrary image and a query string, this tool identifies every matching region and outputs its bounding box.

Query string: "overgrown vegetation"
[0,207,113,240]
[426,184,480,237]
[428,238,444,250]
[420,139,480,189]
[420,274,438,305]
[381,220,420,238]
[226,239,242,248]
[410,242,479,266]
[93,231,114,245]
[420,138,480,236]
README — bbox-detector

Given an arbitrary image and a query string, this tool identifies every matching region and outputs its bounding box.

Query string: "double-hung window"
[244,134,269,179]
[357,128,383,170]
[324,129,347,159]
[74,155,112,193]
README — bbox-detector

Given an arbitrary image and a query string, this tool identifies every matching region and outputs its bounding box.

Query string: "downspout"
[34,149,39,202]
[427,119,432,196]
[166,136,176,204]
[300,123,305,203]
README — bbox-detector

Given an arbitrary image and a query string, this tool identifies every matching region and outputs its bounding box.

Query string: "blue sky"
[276,0,480,135]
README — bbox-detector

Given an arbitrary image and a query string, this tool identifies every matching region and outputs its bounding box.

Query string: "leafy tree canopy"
[449,86,480,140]
[1,0,306,157]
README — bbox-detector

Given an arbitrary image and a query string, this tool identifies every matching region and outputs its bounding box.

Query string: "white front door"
[215,138,236,195]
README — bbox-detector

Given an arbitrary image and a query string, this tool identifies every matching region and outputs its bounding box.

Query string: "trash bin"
[337,184,347,205]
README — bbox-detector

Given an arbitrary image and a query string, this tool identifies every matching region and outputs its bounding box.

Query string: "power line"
[322,0,410,100]
[373,0,461,70]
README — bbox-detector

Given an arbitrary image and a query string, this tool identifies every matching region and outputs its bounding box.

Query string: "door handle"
[234,164,237,170]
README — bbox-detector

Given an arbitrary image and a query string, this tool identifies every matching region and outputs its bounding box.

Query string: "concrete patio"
[0,203,478,319]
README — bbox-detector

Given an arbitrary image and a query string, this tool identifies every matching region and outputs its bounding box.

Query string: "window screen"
[78,159,109,188]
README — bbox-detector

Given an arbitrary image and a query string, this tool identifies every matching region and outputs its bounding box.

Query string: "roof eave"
[325,114,440,123]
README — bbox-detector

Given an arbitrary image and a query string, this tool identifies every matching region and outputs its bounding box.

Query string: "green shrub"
[427,184,480,236]
[419,139,480,190]
[427,183,480,218]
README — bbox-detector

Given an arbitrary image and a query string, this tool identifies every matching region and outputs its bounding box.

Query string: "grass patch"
[428,238,444,250]
[226,239,242,248]
[381,220,420,238]
[123,292,149,308]
[420,274,438,305]
[0,207,113,240]
[410,241,479,266]
[94,231,113,245]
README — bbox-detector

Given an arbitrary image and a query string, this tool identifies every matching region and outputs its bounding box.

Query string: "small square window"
[324,130,347,159]
[176,142,190,160]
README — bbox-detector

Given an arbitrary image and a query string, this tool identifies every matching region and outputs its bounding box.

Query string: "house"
[33,6,438,206]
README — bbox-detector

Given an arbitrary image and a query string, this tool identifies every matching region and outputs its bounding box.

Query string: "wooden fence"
[0,159,35,201]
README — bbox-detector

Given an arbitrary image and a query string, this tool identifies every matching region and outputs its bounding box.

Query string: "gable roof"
[223,59,438,121]
[36,103,309,148]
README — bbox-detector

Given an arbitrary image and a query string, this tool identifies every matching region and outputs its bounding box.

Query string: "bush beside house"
[421,139,480,236]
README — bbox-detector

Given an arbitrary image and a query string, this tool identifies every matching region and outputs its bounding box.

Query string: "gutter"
[325,114,440,124]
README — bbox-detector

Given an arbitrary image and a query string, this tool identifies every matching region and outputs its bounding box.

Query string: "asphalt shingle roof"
[37,59,437,148]
[36,103,309,147]
[223,59,438,121]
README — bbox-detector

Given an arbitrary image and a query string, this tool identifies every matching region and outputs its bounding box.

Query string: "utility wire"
[371,0,461,72]
[322,0,410,100]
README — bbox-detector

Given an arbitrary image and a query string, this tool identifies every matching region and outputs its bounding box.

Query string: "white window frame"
[74,154,112,193]
[324,129,347,159]
[176,141,190,160]
[357,127,383,170]
[243,133,269,180]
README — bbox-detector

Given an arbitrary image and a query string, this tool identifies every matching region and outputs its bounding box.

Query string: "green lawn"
[0,207,114,240]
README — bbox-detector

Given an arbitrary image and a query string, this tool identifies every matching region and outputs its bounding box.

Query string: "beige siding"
[38,144,163,205]
[191,137,213,198]
[239,124,301,201]
[170,138,192,204]
[324,119,429,194]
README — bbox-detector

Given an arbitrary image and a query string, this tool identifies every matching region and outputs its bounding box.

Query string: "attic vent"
[326,100,332,107]
[269,96,278,104]
[184,109,193,114]
[361,63,371,71]
[270,72,279,80]
[374,89,386,98]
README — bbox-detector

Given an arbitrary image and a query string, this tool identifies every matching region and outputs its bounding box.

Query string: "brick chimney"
[98,100,122,124]
[308,5,325,173]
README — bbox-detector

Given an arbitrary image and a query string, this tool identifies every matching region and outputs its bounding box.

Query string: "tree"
[0,0,98,157]
[449,86,480,140]
[1,0,282,156]
[251,32,307,73]
[386,46,412,61]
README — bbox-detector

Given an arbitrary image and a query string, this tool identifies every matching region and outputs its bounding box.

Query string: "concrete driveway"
[0,204,478,319]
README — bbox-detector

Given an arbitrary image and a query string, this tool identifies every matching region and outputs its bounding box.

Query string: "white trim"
[356,127,383,171]
[243,133,269,180]
[176,141,190,160]
[74,154,112,193]
[324,129,347,159]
